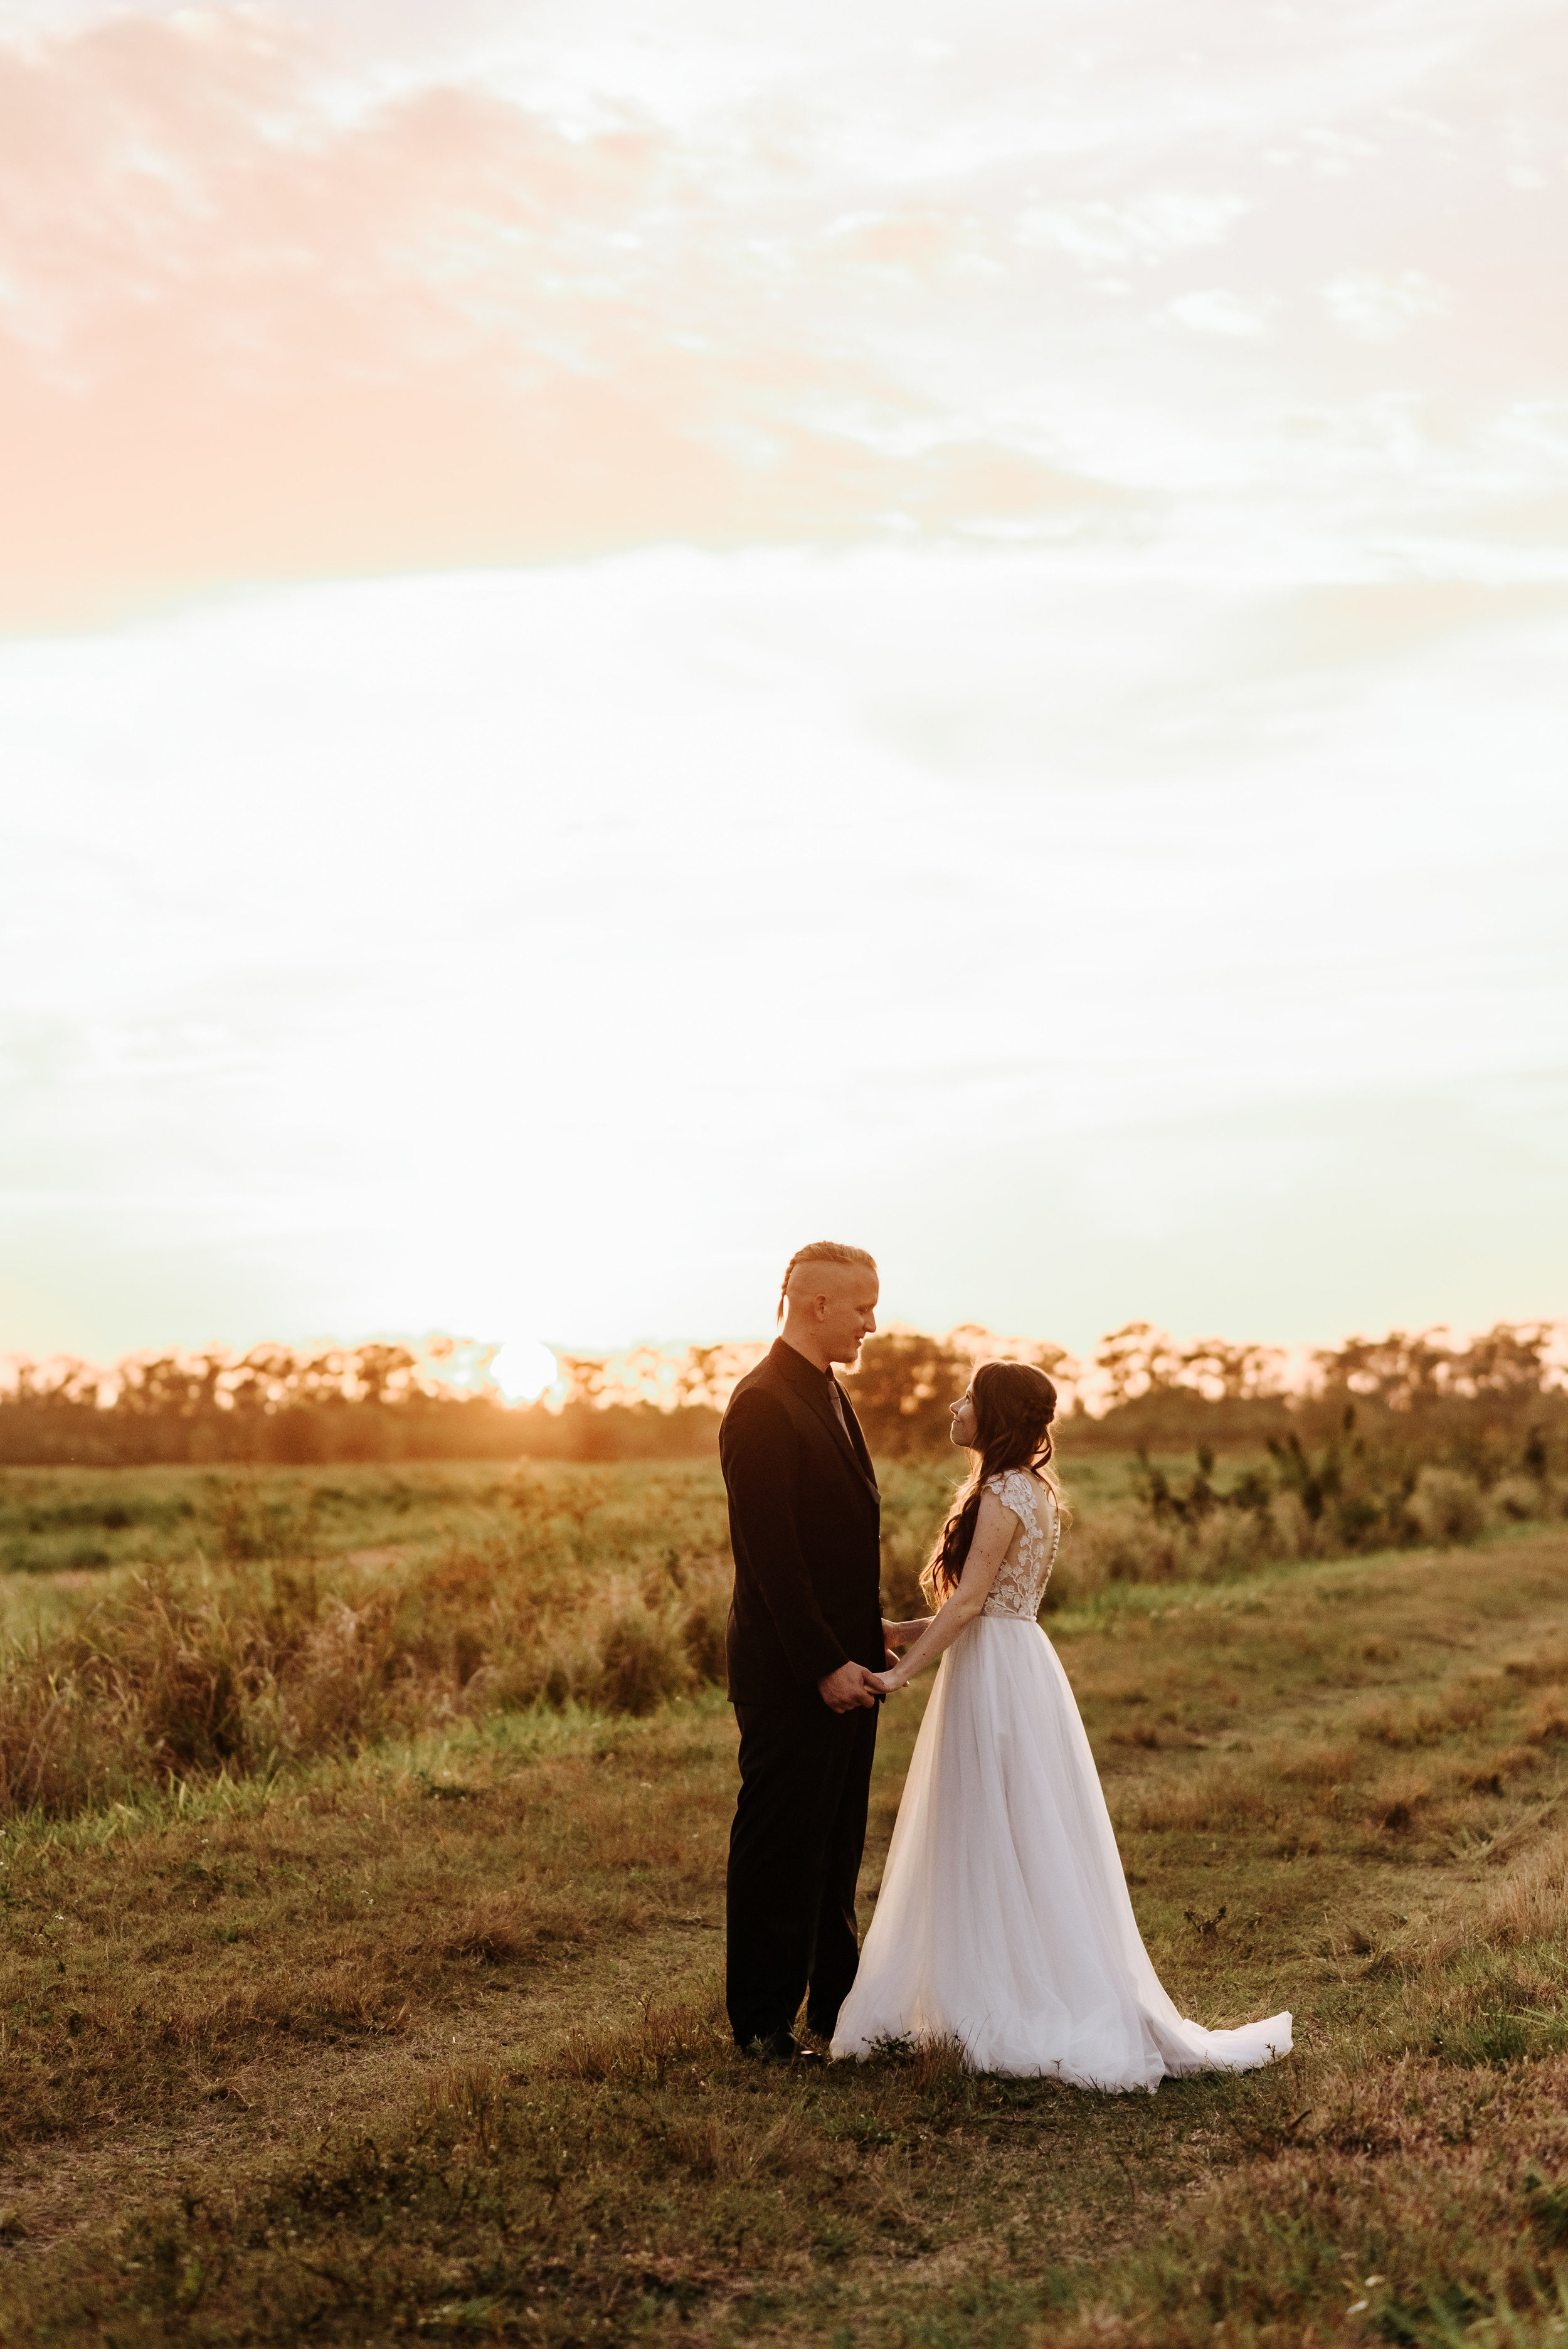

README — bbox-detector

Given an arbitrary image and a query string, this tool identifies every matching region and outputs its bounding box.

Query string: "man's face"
[819,1273,879,1369]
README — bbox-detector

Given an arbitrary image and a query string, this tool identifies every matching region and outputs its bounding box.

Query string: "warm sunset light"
[1,0,1563,1366]
[4,11,1568,2330]
[489,1339,561,1406]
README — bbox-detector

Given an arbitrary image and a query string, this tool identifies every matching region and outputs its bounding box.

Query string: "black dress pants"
[726,1696,879,2049]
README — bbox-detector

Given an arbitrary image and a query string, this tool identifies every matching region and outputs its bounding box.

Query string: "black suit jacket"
[720,1337,884,1705]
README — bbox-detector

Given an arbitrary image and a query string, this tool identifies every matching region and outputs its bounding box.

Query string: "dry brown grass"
[0,1708,733,2151]
[0,1487,738,1815]
[0,1486,1567,2343]
[0,1460,962,1818]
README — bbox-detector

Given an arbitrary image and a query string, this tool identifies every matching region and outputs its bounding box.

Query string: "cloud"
[0,0,1564,622]
[1167,288,1273,339]
[1322,270,1454,342]
[0,9,1128,624]
[1015,191,1249,269]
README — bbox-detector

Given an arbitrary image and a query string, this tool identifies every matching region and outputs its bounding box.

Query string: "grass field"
[2,1464,1568,2344]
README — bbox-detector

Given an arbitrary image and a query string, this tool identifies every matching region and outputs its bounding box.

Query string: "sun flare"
[490,1339,559,1404]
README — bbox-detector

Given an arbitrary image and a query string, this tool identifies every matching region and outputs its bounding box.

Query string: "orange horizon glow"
[1,1,1565,1367]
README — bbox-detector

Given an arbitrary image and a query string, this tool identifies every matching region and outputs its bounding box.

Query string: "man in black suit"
[721,1241,920,2062]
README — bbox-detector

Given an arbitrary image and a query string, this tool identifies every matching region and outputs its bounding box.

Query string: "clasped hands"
[816,1618,931,1712]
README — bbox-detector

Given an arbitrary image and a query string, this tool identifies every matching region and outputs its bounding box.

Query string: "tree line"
[0,1320,1560,1468]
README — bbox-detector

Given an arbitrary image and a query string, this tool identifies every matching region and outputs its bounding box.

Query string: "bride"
[831,1360,1291,2088]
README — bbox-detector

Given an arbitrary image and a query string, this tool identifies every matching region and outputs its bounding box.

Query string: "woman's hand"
[872,1664,909,1695]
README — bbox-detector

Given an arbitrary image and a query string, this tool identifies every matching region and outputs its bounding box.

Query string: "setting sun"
[490,1339,560,1405]
[1,1,1565,2332]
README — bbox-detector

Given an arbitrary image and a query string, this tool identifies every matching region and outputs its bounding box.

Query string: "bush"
[1409,1468,1486,1548]
[0,1428,1542,1821]
[1266,1490,1316,1560]
[1069,1505,1180,1591]
[675,1558,731,1685]
[1188,1510,1273,1583]
[1492,1475,1547,1524]
[596,1592,693,1716]
[0,1475,742,1815]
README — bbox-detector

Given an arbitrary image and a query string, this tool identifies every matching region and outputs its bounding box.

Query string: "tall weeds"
[1047,1424,1568,1608]
[0,1485,736,1817]
[2,1433,1562,1818]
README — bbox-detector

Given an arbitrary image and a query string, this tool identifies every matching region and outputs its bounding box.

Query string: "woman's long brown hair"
[921,1359,1064,1607]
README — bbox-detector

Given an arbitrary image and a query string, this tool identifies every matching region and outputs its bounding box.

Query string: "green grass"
[0,1461,657,1580]
[2,1470,1568,2341]
[0,1447,1296,1582]
[0,1461,963,1815]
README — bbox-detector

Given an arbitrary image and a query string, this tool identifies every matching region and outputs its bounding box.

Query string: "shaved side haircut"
[778,1241,879,1323]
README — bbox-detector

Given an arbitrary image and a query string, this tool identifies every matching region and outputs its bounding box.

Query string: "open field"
[1,1468,1568,2342]
[0,1456,1159,1585]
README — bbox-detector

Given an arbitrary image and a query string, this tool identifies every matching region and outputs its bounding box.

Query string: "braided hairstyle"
[776,1241,879,1324]
[922,1359,1062,1606]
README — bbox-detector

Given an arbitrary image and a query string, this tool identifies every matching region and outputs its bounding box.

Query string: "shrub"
[0,1517,723,1814]
[1266,1489,1316,1560]
[0,1434,1535,1820]
[1188,1509,1273,1583]
[675,1557,731,1684]
[275,1592,405,1756]
[596,1591,692,1716]
[1409,1468,1486,1547]
[1070,1504,1179,1590]
[1492,1475,1547,1524]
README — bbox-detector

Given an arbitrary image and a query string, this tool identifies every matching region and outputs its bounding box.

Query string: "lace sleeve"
[978,1470,1056,1618]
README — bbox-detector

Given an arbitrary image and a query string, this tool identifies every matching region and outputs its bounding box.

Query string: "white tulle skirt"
[832,1617,1291,2089]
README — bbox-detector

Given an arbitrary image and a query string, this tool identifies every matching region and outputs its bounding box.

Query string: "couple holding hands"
[719,1240,1290,2087]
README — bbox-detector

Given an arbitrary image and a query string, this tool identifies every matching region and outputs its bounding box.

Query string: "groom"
[720,1241,890,2062]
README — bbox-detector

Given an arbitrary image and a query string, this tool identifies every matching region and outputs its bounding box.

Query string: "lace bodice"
[979,1470,1061,1619]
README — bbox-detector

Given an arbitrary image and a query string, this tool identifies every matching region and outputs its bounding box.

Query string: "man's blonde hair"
[777,1241,878,1325]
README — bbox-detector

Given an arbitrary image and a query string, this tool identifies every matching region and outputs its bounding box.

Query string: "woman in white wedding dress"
[831,1360,1291,2088]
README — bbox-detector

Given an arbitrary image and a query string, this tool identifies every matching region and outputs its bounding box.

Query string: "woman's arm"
[874,1491,1017,1690]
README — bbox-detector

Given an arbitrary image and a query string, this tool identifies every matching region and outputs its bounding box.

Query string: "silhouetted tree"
[1175,1339,1287,1401]
[1311,1324,1561,1412]
[1094,1323,1184,1406]
[841,1331,973,1455]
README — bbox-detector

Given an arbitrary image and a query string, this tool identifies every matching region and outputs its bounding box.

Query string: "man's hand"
[817,1660,881,1713]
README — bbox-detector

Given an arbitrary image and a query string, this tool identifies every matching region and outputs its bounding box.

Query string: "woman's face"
[949,1387,978,1449]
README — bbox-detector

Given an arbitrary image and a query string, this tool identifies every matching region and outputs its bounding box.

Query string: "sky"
[2,0,1566,1371]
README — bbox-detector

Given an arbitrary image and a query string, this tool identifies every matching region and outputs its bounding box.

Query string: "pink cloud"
[0,1,1563,625]
[0,11,1096,624]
